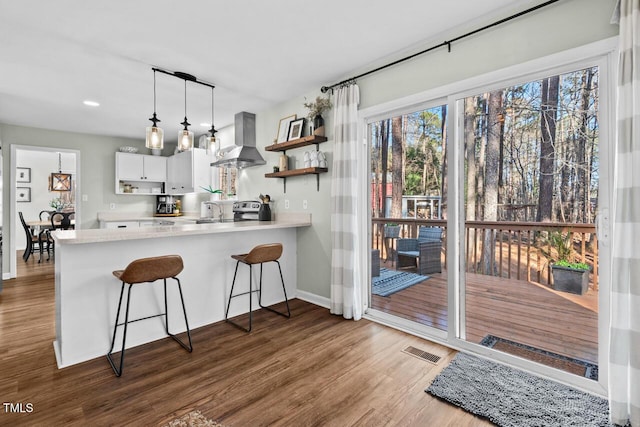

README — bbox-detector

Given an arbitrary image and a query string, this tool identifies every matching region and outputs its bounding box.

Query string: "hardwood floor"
[0,253,492,426]
[371,263,598,365]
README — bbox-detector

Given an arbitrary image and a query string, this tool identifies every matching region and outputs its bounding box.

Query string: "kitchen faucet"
[205,202,223,222]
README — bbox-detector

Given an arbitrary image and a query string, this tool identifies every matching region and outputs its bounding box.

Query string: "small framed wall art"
[16,167,31,183]
[17,187,31,202]
[277,114,297,143]
[287,118,305,141]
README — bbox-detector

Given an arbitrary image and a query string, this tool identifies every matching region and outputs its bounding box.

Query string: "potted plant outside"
[544,231,591,295]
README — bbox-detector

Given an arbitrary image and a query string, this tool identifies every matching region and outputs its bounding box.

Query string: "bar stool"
[107,255,193,377]
[225,243,291,332]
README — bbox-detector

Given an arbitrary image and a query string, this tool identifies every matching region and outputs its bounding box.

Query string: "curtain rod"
[152,67,215,90]
[320,0,561,93]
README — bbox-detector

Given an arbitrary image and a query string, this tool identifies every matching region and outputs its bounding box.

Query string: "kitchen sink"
[195,218,235,224]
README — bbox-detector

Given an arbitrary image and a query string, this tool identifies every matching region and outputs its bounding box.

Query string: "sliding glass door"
[364,43,612,392]
[368,103,449,335]
[458,66,602,382]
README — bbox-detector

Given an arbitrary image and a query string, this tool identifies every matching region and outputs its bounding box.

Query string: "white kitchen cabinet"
[116,152,167,194]
[167,148,211,194]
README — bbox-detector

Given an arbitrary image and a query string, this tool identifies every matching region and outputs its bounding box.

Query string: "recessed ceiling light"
[200,122,211,128]
[83,100,100,107]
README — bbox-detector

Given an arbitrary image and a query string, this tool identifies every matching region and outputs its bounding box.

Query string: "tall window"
[370,105,447,221]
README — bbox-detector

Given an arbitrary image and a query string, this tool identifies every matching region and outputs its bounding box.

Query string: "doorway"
[9,145,80,278]
[458,65,601,382]
[364,42,613,395]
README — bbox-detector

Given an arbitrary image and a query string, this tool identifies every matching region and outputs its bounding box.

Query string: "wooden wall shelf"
[265,135,328,152]
[265,167,328,178]
[265,135,329,192]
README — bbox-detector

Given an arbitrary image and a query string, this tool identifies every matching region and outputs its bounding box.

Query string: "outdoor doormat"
[163,410,225,427]
[426,352,612,427]
[480,335,598,380]
[372,267,429,297]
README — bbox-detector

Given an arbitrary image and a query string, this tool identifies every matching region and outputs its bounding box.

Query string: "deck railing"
[372,218,598,290]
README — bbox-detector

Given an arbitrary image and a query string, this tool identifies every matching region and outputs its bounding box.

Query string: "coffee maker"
[156,195,175,215]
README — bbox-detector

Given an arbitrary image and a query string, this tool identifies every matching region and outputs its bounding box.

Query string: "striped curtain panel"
[330,83,362,320]
[610,1,640,425]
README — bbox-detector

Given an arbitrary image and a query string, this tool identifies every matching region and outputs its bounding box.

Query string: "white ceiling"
[0,0,534,142]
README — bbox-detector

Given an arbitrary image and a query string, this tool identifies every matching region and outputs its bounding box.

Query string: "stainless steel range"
[233,200,261,221]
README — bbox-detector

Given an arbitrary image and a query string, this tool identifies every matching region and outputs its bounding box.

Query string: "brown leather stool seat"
[107,255,192,376]
[225,243,291,332]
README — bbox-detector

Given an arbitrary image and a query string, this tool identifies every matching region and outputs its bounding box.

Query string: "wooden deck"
[371,262,598,365]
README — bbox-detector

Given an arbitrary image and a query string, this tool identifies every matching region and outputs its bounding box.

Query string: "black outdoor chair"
[396,226,443,275]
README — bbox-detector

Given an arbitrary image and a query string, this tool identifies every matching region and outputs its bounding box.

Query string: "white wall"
[15,150,76,250]
[1,124,173,274]
[242,0,619,299]
[0,0,619,285]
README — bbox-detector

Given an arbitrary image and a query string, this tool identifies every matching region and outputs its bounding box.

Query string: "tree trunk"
[477,95,488,220]
[465,98,478,260]
[381,119,389,218]
[440,105,448,218]
[576,69,593,223]
[481,90,502,275]
[536,75,559,223]
[391,116,403,218]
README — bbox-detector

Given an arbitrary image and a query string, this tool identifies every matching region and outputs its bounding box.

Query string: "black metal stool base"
[225,260,290,333]
[107,277,192,377]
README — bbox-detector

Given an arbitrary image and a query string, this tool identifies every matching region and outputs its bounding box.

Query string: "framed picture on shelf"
[287,118,305,141]
[277,114,297,143]
[16,167,31,183]
[17,187,31,202]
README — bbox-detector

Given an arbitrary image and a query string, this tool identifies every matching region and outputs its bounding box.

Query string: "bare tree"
[391,116,403,218]
[537,75,559,222]
[440,105,448,217]
[481,90,503,274]
[381,119,389,218]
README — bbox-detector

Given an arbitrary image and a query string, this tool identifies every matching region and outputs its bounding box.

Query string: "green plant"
[303,96,332,120]
[542,230,589,271]
[199,186,222,194]
[50,198,65,210]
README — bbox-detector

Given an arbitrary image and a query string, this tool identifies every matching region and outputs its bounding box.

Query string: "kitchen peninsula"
[52,214,310,368]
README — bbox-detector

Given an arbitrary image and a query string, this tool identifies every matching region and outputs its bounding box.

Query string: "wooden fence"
[372,218,598,290]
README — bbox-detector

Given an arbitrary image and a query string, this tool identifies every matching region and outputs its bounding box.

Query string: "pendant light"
[178,79,194,151]
[51,152,72,191]
[206,87,218,155]
[145,69,164,150]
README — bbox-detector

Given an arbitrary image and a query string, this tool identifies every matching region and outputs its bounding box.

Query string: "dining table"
[26,214,75,262]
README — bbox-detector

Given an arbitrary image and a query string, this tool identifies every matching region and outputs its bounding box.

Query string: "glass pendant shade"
[178,129,194,151]
[206,135,216,155]
[145,125,164,149]
[146,70,163,150]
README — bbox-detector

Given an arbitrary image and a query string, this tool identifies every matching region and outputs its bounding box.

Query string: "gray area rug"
[426,352,613,427]
[372,267,429,297]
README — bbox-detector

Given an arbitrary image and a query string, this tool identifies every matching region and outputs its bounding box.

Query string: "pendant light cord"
[184,80,187,118]
[153,69,157,113]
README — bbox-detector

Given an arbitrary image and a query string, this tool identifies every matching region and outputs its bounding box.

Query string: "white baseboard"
[294,289,330,309]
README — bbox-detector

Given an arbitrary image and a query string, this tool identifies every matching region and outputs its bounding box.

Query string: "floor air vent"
[402,346,441,364]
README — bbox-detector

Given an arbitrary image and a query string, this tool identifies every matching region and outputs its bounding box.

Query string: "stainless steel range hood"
[210,111,266,168]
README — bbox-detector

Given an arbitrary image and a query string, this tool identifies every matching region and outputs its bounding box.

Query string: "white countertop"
[54,214,311,245]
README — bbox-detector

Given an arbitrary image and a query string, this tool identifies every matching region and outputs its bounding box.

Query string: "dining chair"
[18,212,48,262]
[50,211,74,230]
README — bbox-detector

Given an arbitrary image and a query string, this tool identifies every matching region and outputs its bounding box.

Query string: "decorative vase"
[258,203,271,221]
[313,115,325,137]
